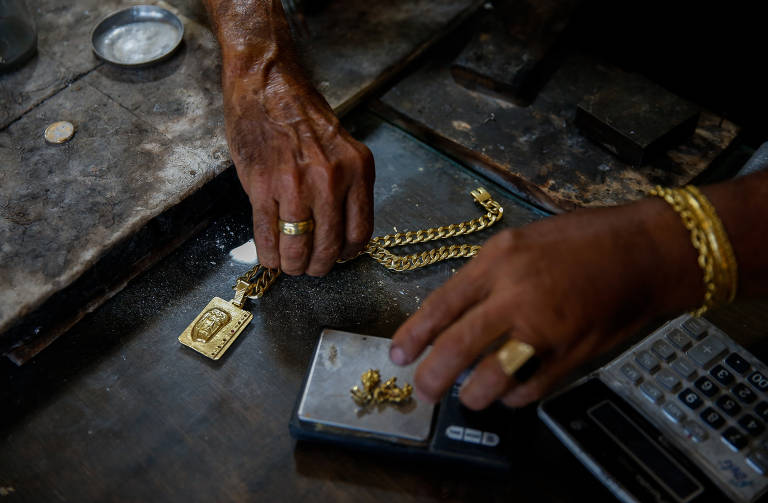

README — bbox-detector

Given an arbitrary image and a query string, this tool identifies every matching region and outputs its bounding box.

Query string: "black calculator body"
[539,315,768,502]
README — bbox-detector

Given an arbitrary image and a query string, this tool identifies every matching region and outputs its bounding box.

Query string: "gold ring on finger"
[278,218,315,236]
[497,339,536,377]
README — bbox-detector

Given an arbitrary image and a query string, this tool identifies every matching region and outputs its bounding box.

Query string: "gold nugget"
[350,369,413,406]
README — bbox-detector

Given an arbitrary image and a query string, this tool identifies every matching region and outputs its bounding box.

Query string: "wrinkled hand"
[390,201,701,409]
[223,66,374,276]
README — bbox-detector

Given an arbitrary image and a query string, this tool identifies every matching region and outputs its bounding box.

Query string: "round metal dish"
[91,5,184,67]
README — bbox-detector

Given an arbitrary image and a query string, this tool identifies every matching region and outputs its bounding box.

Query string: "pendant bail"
[231,279,251,308]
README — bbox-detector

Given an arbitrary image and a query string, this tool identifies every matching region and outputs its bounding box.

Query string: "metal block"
[575,72,700,166]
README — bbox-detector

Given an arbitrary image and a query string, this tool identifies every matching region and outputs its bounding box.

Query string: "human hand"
[222,63,374,277]
[389,200,702,409]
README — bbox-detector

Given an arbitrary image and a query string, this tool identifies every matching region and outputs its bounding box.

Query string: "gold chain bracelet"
[179,187,504,360]
[649,185,738,316]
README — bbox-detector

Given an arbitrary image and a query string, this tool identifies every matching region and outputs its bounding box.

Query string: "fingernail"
[458,373,474,393]
[390,346,407,365]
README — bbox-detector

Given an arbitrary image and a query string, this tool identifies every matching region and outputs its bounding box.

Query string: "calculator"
[289,329,519,470]
[539,315,768,502]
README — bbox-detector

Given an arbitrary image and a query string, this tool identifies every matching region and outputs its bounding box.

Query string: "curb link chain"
[235,187,504,299]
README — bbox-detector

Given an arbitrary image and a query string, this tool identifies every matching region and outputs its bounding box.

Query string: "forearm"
[204,0,293,64]
[203,0,314,99]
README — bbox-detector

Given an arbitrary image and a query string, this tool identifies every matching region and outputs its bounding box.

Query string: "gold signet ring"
[497,339,536,377]
[278,218,315,236]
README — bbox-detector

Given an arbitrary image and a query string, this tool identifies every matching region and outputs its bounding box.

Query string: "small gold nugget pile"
[350,369,413,406]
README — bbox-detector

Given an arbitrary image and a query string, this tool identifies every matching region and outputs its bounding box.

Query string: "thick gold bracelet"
[649,185,738,316]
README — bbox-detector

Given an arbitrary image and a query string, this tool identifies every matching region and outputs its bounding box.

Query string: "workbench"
[2,1,768,501]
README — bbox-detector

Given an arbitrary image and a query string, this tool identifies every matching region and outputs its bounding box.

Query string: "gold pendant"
[178,296,253,360]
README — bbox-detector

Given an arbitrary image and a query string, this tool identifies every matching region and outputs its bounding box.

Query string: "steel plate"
[91,5,184,67]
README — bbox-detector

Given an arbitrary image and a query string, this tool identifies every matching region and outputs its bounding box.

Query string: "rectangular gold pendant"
[178,297,253,360]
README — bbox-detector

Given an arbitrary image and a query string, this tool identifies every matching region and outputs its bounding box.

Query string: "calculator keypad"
[601,315,768,503]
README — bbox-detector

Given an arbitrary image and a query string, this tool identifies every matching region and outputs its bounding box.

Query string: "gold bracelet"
[649,185,738,316]
[680,187,739,305]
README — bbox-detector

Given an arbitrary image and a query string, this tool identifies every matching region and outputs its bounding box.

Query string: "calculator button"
[662,402,686,423]
[651,340,676,362]
[666,328,692,350]
[725,353,751,375]
[635,351,659,373]
[733,383,758,404]
[739,414,765,436]
[687,335,728,368]
[640,382,664,404]
[683,420,708,442]
[656,369,681,392]
[747,449,768,475]
[748,371,768,393]
[679,389,703,410]
[635,351,660,373]
[722,426,749,451]
[755,402,768,422]
[682,317,708,340]
[620,363,642,384]
[700,407,726,429]
[710,364,734,387]
[716,395,742,417]
[671,358,697,380]
[694,376,719,398]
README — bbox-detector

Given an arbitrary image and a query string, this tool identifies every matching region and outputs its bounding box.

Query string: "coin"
[44,121,75,144]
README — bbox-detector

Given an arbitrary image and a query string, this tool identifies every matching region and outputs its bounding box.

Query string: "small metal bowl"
[91,5,184,67]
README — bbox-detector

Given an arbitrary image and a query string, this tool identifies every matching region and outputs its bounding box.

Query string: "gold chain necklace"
[178,187,503,360]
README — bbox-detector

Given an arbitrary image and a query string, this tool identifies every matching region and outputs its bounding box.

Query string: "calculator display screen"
[589,400,703,501]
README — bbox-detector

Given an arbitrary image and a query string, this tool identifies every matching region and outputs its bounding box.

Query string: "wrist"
[220,40,298,81]
[635,197,705,316]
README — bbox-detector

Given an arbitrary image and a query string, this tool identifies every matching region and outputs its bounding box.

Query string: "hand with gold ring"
[210,0,375,277]
[390,198,710,410]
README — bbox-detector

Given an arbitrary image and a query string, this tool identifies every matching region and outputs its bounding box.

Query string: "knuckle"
[487,369,509,390]
[278,169,303,195]
[347,221,372,247]
[282,244,308,263]
[420,293,449,318]
[495,228,519,249]
[315,241,342,262]
[449,328,475,357]
[355,143,374,168]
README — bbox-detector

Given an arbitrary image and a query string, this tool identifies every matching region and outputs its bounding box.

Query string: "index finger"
[390,260,488,366]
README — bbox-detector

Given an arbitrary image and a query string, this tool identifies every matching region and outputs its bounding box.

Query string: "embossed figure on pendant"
[192,308,230,342]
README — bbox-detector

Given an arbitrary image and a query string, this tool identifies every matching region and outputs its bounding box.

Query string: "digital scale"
[289,329,520,470]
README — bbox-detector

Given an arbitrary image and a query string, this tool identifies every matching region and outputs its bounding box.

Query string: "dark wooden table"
[2,112,767,502]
